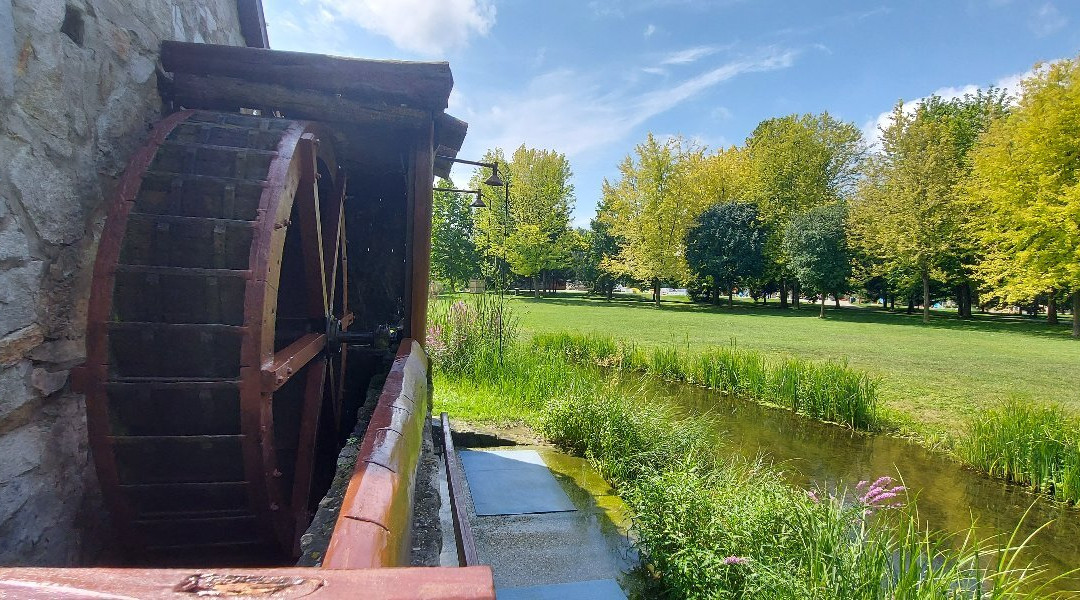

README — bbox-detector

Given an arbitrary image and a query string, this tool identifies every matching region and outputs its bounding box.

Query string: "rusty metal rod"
[440,412,479,567]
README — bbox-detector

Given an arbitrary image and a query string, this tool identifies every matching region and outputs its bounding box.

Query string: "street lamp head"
[483,164,505,188]
[470,195,487,208]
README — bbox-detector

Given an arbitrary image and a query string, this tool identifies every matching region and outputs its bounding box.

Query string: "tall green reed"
[961,400,1080,504]
[532,332,880,430]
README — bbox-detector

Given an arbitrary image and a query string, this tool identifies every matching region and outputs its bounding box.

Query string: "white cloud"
[533,47,547,69]
[711,106,733,120]
[660,45,721,65]
[861,65,1040,150]
[313,0,496,56]
[1030,2,1067,37]
[644,24,657,38]
[454,47,798,161]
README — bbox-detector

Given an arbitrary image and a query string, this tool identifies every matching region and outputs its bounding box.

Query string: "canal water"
[630,375,1080,589]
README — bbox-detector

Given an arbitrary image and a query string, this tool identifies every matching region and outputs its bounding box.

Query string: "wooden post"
[409,121,435,344]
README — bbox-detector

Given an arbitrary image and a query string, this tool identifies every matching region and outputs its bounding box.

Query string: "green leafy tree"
[571,200,624,299]
[745,113,864,308]
[784,203,851,318]
[473,145,574,297]
[601,133,707,307]
[967,58,1080,337]
[685,202,766,307]
[431,179,478,292]
[851,102,962,323]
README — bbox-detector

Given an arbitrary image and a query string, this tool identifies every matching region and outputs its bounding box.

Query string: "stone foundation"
[0,0,246,565]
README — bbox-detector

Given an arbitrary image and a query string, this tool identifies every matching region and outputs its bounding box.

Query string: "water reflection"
[631,376,1080,590]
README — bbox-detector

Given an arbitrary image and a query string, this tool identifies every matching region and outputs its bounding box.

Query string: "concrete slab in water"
[460,450,576,516]
[496,579,627,600]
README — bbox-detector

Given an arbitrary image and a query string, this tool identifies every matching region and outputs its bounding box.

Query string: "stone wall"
[0,0,247,565]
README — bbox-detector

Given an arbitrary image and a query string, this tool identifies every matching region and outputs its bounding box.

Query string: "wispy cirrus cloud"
[660,45,723,65]
[453,46,798,162]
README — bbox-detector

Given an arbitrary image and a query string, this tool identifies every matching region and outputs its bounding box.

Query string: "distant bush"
[532,332,880,430]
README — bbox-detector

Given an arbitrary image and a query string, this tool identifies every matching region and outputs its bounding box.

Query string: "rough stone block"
[8,146,83,245]
[27,338,84,366]
[0,322,42,366]
[0,360,32,423]
[0,0,13,100]
[0,261,42,337]
[30,367,67,396]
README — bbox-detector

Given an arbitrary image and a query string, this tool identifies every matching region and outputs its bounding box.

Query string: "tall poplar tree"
[851,102,962,323]
[600,134,706,307]
[967,58,1080,337]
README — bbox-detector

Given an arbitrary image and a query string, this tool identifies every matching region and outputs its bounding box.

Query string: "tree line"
[431,56,1080,337]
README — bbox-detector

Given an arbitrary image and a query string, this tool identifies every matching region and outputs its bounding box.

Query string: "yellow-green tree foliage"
[967,58,1080,331]
[472,145,574,294]
[600,134,708,305]
[851,102,962,323]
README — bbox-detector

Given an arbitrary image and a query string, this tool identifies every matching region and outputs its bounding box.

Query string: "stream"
[631,376,1080,590]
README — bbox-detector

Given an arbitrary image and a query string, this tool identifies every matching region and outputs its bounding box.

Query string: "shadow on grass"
[507,292,1077,341]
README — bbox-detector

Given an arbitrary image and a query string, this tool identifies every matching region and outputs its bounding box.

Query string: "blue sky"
[263,0,1079,227]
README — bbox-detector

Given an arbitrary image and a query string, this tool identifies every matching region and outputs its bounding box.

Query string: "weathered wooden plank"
[434,113,469,179]
[235,0,268,49]
[167,73,430,130]
[161,41,453,110]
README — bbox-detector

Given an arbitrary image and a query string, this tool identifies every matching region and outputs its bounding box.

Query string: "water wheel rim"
[83,110,346,558]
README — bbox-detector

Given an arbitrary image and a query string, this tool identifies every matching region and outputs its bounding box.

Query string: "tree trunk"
[1048,289,1059,325]
[889,295,895,311]
[906,295,914,315]
[793,281,801,309]
[711,284,720,305]
[531,275,539,298]
[1072,291,1079,338]
[922,270,930,324]
[960,282,972,319]
[779,278,789,308]
[834,293,840,308]
[819,294,826,318]
[728,289,734,308]
[653,279,661,308]
[881,294,887,309]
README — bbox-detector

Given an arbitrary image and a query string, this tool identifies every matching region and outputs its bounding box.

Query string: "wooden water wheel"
[80,110,355,558]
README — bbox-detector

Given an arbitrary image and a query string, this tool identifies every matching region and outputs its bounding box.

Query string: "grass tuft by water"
[961,400,1080,504]
[533,332,880,430]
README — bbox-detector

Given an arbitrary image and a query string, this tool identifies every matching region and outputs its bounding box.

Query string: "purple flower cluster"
[856,476,905,510]
[722,556,750,566]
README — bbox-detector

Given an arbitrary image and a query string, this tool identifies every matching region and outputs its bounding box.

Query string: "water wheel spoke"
[295,133,328,317]
[338,208,349,321]
[323,171,347,300]
[262,332,326,392]
[289,360,327,554]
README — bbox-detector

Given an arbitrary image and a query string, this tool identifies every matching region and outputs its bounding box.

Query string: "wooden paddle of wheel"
[79,110,355,559]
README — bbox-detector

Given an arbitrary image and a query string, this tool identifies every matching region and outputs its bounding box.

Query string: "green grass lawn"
[494,291,1080,437]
